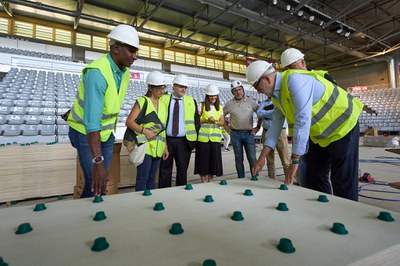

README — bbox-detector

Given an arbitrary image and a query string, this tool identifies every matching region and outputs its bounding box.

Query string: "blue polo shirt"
[83,53,127,133]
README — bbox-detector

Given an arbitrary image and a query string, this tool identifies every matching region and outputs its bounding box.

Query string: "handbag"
[124,98,149,166]
[123,97,148,152]
[129,142,147,166]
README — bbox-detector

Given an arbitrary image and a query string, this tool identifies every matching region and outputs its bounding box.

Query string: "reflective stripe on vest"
[67,54,129,142]
[198,105,222,143]
[277,69,363,147]
[135,96,168,158]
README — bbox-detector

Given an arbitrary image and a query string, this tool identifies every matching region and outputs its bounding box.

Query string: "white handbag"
[129,142,147,166]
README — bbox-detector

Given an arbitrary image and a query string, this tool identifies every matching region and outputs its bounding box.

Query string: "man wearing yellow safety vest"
[158,74,200,188]
[247,60,364,201]
[67,25,139,198]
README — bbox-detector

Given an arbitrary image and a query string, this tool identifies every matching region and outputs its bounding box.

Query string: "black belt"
[231,129,252,132]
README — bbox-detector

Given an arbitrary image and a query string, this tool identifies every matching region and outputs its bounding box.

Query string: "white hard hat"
[281,48,304,67]
[246,61,275,85]
[146,71,165,86]
[205,84,219,95]
[230,80,243,90]
[107,24,140,49]
[173,74,188,87]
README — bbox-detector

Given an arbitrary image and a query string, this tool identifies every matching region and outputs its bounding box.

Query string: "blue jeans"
[136,154,161,191]
[69,128,114,198]
[230,130,257,178]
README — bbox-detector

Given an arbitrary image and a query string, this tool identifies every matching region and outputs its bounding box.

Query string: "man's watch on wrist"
[290,158,300,165]
[92,155,104,164]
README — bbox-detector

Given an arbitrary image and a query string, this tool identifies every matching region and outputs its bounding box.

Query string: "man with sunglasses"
[67,24,139,198]
[223,80,262,179]
[158,74,200,188]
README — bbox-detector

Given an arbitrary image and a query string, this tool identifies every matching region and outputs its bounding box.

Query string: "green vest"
[160,94,197,141]
[67,54,130,142]
[272,69,363,147]
[198,105,222,143]
[135,96,167,158]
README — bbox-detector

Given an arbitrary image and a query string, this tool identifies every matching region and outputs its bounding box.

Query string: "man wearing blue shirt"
[247,60,364,201]
[257,98,291,180]
[67,25,139,198]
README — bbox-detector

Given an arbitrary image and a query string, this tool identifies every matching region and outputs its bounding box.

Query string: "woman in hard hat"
[126,71,169,191]
[195,83,225,183]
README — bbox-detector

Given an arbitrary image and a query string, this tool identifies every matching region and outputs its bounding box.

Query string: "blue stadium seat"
[22,125,39,136]
[40,125,55,136]
[7,115,24,125]
[3,125,21,136]
[25,115,40,125]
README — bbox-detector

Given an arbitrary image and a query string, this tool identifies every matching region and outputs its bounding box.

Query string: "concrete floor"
[2,145,399,214]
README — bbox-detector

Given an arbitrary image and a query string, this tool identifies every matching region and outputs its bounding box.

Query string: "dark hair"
[203,95,221,111]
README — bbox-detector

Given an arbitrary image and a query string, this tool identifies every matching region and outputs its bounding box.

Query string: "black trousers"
[306,123,360,201]
[158,137,192,188]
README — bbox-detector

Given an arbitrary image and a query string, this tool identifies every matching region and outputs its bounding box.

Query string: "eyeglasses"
[252,77,262,90]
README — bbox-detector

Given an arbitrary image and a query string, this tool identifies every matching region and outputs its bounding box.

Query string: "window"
[206,58,214,69]
[239,64,246,74]
[92,36,107,50]
[76,32,91,48]
[175,52,185,63]
[35,25,53,41]
[0,18,9,34]
[197,56,205,67]
[14,21,33,38]
[186,54,195,65]
[232,63,240,73]
[150,47,161,60]
[215,59,223,70]
[224,61,232,72]
[164,50,174,62]
[55,29,71,44]
[139,45,150,58]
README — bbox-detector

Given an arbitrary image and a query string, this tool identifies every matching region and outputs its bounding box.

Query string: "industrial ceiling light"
[286,5,291,11]
[297,10,304,16]
[345,32,351,38]
[273,0,278,5]
[337,27,343,34]
[319,20,324,27]
[309,15,315,21]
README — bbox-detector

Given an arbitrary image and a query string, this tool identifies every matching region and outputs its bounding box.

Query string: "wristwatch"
[92,155,104,164]
[290,158,300,165]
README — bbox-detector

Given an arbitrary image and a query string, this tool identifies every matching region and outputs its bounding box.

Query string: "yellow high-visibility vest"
[198,105,222,143]
[135,96,168,158]
[160,94,198,141]
[272,69,363,147]
[67,54,129,142]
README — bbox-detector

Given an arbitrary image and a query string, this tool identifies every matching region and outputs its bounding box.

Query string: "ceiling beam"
[0,0,13,17]
[73,0,85,30]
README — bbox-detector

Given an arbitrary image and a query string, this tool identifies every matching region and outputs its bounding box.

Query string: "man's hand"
[162,147,169,160]
[251,127,260,135]
[91,163,109,196]
[285,164,299,185]
[252,156,266,177]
